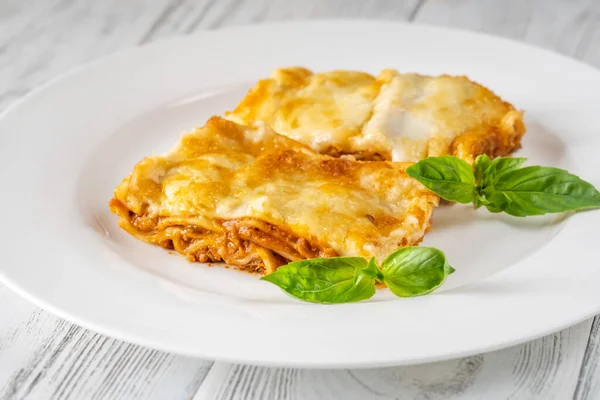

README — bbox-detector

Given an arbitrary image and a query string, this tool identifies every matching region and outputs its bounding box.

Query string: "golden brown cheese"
[110,117,439,274]
[226,67,526,163]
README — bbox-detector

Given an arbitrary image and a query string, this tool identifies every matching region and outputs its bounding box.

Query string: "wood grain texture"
[574,316,600,400]
[0,0,174,110]
[0,285,211,400]
[194,320,592,400]
[140,0,421,42]
[415,0,600,68]
[0,0,599,399]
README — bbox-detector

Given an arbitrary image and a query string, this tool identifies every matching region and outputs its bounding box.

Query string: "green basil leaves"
[260,257,378,304]
[407,155,600,216]
[261,248,454,304]
[381,247,455,297]
[403,155,475,204]
[485,165,600,216]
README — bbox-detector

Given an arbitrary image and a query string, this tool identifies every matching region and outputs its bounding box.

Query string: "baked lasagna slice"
[225,67,526,164]
[110,117,439,274]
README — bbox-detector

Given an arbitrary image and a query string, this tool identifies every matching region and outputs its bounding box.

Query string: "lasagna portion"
[226,67,526,163]
[110,117,439,274]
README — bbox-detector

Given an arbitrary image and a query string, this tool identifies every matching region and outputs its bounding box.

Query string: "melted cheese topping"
[226,67,526,163]
[112,117,439,264]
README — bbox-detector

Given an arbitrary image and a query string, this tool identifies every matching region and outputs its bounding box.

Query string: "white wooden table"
[1,1,600,399]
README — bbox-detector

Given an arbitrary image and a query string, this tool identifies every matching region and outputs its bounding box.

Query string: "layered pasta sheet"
[226,67,526,163]
[110,117,439,274]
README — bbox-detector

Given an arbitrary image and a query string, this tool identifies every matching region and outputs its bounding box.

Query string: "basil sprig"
[406,155,600,216]
[261,247,454,304]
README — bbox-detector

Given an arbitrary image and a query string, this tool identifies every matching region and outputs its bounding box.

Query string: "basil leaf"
[381,247,454,297]
[261,257,376,304]
[489,157,528,178]
[489,166,600,216]
[406,156,476,204]
[474,154,491,183]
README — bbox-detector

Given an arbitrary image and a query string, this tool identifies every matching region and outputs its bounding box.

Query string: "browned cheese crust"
[226,67,526,164]
[110,117,439,274]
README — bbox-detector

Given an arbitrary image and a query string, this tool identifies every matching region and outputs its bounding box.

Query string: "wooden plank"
[0,0,172,109]
[194,321,591,400]
[414,0,600,68]
[140,0,421,42]
[0,286,211,400]
[574,316,600,400]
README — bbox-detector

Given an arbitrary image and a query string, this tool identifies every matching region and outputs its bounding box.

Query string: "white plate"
[2,20,600,368]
